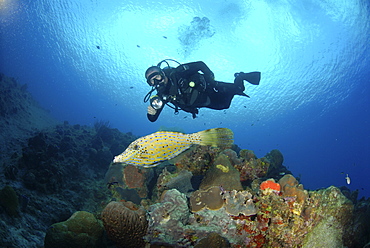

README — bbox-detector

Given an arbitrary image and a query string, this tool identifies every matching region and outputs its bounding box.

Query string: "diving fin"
[235,71,261,85]
[242,71,261,85]
[235,92,250,98]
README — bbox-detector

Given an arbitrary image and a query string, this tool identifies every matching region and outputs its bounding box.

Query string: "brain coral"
[101,201,148,248]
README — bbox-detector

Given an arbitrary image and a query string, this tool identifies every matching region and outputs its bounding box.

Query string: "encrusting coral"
[190,186,224,212]
[101,201,148,248]
[223,190,257,216]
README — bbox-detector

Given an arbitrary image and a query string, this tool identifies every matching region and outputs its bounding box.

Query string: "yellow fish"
[113,128,234,168]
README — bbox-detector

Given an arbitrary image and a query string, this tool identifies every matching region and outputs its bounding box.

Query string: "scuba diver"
[144,59,261,122]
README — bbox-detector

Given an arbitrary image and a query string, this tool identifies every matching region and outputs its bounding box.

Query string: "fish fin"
[196,128,234,148]
[141,162,162,168]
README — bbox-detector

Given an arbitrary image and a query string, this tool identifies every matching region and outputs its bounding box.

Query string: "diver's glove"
[147,105,157,115]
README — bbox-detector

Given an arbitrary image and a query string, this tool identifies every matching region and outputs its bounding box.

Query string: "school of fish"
[113,128,234,168]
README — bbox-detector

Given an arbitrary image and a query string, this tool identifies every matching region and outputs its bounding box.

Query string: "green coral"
[44,211,105,248]
[0,185,19,216]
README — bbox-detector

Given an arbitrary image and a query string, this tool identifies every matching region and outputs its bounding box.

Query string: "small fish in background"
[345,174,351,184]
[96,45,100,49]
[113,128,234,168]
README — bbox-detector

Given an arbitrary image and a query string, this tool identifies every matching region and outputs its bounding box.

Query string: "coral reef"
[1,73,369,248]
[44,211,105,248]
[101,201,148,248]
[0,74,142,247]
[18,121,137,195]
[145,175,356,247]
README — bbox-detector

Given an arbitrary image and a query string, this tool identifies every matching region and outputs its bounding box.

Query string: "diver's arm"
[178,61,215,80]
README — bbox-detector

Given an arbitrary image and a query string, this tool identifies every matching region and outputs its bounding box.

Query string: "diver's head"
[145,66,167,87]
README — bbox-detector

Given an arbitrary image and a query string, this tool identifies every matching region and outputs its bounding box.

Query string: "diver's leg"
[207,91,235,110]
[213,81,249,97]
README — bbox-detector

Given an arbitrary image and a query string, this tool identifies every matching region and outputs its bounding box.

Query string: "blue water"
[1,0,369,198]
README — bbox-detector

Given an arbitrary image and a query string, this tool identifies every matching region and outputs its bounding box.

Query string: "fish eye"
[133,144,140,150]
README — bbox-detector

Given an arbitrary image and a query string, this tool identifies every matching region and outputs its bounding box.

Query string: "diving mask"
[146,72,164,86]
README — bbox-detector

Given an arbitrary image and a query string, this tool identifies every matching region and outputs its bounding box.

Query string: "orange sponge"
[260,179,281,194]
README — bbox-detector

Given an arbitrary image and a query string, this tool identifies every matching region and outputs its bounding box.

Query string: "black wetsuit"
[147,61,250,122]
